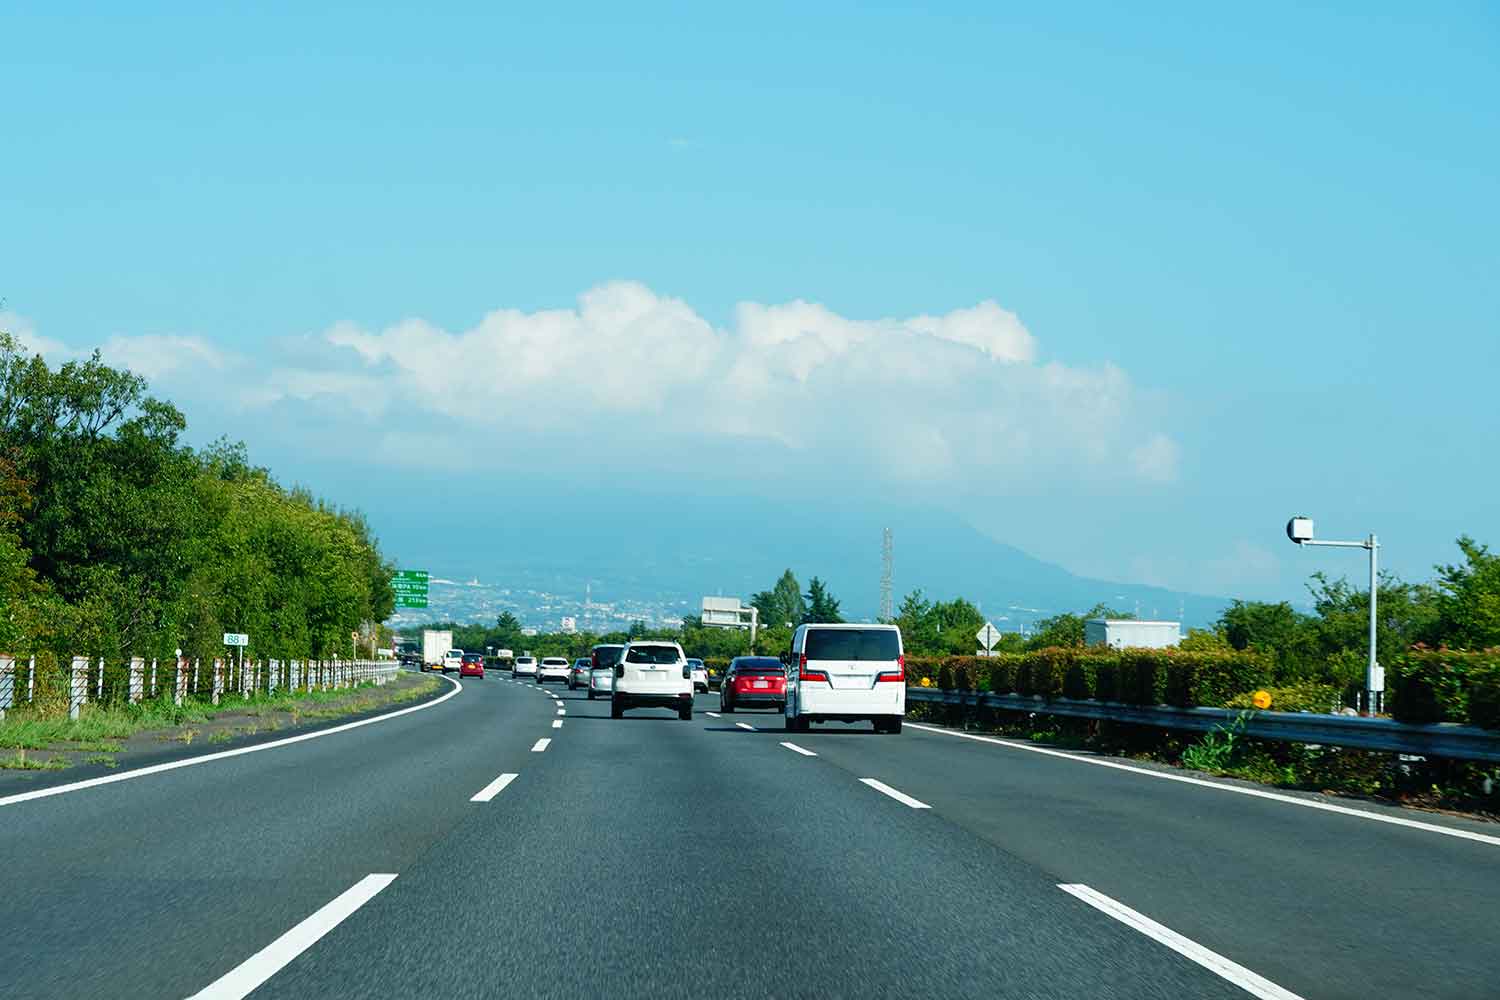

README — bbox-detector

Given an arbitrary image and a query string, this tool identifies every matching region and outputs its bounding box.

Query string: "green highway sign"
[392,569,429,609]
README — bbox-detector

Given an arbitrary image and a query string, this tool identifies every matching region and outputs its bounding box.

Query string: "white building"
[560,616,578,634]
[1084,619,1182,650]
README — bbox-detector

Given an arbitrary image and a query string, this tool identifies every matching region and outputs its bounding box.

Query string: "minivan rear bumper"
[797,684,904,719]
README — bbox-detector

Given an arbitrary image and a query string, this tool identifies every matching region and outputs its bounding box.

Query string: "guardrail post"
[128,656,144,703]
[0,655,13,720]
[70,656,89,720]
[212,658,223,706]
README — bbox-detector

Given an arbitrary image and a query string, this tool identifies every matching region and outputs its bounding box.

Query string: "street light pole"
[1286,517,1382,713]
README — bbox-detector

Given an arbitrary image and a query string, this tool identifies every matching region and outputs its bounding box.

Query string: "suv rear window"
[626,645,681,664]
[804,628,901,661]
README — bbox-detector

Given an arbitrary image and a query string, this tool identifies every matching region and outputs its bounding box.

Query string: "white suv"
[512,656,537,678]
[784,623,904,734]
[611,641,693,720]
[537,657,571,684]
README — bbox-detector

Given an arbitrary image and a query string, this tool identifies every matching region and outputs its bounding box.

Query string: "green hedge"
[910,647,1272,709]
[1387,649,1500,726]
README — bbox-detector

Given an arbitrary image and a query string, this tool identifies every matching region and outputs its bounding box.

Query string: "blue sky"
[2,2,1496,602]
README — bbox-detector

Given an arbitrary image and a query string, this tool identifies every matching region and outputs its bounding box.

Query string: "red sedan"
[719,657,786,713]
[459,652,486,678]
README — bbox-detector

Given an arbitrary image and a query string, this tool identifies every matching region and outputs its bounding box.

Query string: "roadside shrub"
[1388,649,1474,724]
[1062,657,1096,700]
[1093,654,1120,701]
[986,657,1016,695]
[1468,658,1500,730]
[1225,682,1343,714]
[936,663,955,691]
[1165,651,1273,709]
[1026,647,1073,700]
[905,657,940,686]
[1117,649,1167,706]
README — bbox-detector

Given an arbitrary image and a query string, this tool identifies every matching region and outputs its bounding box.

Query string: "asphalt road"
[3,671,1497,999]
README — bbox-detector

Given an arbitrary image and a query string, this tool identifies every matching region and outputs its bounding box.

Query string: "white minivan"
[784,623,905,734]
[611,640,693,720]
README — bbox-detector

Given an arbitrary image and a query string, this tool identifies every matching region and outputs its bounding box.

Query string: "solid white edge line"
[705,711,721,718]
[1,676,464,809]
[552,719,563,729]
[1058,883,1305,1000]
[188,873,398,999]
[859,777,930,809]
[735,722,756,731]
[531,738,551,752]
[905,722,1500,849]
[470,772,519,803]
[780,741,817,757]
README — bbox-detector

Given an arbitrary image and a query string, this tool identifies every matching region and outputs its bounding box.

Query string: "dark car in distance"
[719,656,787,713]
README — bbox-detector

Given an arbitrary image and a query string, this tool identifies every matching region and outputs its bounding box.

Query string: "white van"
[611,640,693,720]
[784,623,904,734]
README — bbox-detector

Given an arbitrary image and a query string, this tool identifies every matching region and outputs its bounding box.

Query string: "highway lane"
[755,711,1500,1000]
[5,677,1494,997]
[0,672,552,1000]
[256,682,1245,999]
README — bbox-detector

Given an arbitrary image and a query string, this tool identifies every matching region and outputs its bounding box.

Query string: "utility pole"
[880,528,894,621]
[1286,517,1382,713]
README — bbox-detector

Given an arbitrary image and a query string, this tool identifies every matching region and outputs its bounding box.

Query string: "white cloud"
[0,311,67,358]
[9,282,1181,493]
[100,334,230,380]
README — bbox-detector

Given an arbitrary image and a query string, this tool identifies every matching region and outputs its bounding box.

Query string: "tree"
[803,577,843,624]
[1026,603,1130,651]
[1430,536,1500,649]
[752,569,805,628]
[493,611,524,650]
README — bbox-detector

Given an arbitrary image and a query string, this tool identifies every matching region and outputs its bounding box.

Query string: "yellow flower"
[1252,689,1272,710]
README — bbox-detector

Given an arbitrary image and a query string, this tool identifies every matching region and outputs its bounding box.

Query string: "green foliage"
[1225,682,1343,714]
[1431,537,1500,649]
[892,589,990,655]
[752,569,806,629]
[803,576,843,624]
[0,333,392,664]
[1467,659,1500,731]
[1025,603,1131,651]
[1387,648,1486,725]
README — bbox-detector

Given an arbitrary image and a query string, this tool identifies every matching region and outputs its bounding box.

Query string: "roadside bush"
[1225,682,1343,714]
[1388,649,1475,724]
[986,656,1017,695]
[936,663,955,691]
[1165,651,1273,709]
[905,657,940,686]
[1467,658,1500,730]
[1117,649,1168,706]
[1026,647,1072,700]
[1093,654,1120,701]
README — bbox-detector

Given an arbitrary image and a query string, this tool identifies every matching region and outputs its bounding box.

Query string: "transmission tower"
[879,528,894,621]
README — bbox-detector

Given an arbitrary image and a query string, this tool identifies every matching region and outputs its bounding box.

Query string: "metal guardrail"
[905,687,1500,762]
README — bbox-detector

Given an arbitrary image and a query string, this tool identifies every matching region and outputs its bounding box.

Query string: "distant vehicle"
[686,658,708,693]
[784,623,904,734]
[720,656,786,713]
[421,630,453,672]
[441,648,464,673]
[612,640,692,720]
[513,656,538,679]
[459,652,486,678]
[537,657,571,684]
[568,659,591,689]
[588,644,623,701]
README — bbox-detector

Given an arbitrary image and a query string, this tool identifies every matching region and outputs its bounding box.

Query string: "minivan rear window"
[626,645,681,664]
[804,628,901,661]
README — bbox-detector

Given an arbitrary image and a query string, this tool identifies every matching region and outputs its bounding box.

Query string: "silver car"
[587,643,624,701]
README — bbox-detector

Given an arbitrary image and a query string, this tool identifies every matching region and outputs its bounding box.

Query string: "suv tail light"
[876,654,905,683]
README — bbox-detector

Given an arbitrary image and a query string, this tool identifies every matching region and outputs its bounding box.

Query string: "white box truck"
[1085,619,1181,650]
[421,629,453,672]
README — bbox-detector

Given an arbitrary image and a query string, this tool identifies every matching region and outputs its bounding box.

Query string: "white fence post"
[27,655,35,704]
[95,656,105,702]
[192,658,200,698]
[150,658,158,698]
[268,658,278,694]
[212,658,223,706]
[175,657,188,707]
[0,655,13,720]
[70,655,89,720]
[129,656,144,704]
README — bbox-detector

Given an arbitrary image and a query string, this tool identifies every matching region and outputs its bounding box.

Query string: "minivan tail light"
[876,654,905,683]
